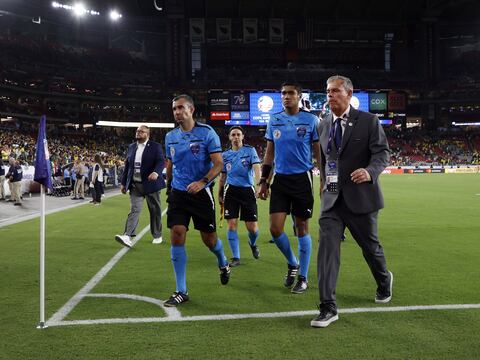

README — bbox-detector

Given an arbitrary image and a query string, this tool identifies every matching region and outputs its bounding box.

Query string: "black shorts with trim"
[270,171,314,219]
[167,187,216,233]
[223,184,258,222]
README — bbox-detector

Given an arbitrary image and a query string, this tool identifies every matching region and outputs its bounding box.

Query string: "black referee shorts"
[223,184,258,222]
[167,187,217,233]
[270,171,314,219]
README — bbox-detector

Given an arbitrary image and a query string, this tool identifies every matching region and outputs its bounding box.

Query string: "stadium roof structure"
[2,0,480,23]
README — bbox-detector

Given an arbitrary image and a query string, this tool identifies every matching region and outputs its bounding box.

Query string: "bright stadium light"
[109,10,122,21]
[51,2,100,17]
[73,3,86,17]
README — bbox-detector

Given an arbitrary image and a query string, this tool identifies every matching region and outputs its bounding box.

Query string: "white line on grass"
[0,191,122,228]
[48,303,480,327]
[84,293,181,318]
[48,207,168,325]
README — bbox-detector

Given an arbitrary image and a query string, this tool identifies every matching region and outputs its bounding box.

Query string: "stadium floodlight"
[96,121,175,128]
[73,3,86,17]
[109,10,122,21]
[51,1,100,16]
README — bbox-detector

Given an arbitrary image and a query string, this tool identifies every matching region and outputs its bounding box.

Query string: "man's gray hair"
[326,75,354,92]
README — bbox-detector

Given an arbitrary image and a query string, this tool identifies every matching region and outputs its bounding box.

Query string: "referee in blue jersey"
[163,94,230,307]
[257,82,321,294]
[218,126,261,267]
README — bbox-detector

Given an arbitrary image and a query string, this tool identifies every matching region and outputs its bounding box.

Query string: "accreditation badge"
[134,161,141,174]
[326,161,339,193]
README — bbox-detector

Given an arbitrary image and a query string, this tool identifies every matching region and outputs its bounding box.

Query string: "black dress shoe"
[311,304,338,328]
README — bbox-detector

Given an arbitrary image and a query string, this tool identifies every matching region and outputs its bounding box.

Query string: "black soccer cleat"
[250,244,260,259]
[164,291,189,307]
[284,264,299,288]
[229,258,241,267]
[291,275,308,294]
[219,264,231,285]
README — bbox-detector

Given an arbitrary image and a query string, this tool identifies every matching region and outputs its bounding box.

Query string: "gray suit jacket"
[319,108,390,214]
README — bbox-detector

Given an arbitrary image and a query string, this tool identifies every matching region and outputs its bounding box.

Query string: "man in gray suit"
[311,75,393,328]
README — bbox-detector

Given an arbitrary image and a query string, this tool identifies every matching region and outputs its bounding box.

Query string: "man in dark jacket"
[115,125,166,247]
[311,75,393,328]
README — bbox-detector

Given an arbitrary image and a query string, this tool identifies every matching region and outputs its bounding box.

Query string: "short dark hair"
[172,94,195,108]
[281,82,302,95]
[228,126,244,135]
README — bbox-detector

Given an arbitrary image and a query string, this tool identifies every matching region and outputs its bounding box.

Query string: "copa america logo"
[258,95,274,112]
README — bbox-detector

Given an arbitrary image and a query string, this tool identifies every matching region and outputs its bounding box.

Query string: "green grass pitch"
[1,174,479,359]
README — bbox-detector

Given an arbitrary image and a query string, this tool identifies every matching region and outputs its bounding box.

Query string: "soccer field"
[1,174,479,359]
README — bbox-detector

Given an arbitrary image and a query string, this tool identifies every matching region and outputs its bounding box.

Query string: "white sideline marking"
[48,207,168,324]
[0,191,122,228]
[48,303,480,327]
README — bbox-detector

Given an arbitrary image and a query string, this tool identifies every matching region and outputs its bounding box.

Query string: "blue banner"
[34,115,53,189]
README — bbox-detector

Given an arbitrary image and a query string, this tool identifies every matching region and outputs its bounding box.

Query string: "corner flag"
[34,115,53,189]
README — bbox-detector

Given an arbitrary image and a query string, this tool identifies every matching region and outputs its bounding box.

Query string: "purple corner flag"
[34,115,53,189]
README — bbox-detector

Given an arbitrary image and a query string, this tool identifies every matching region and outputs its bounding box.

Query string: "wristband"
[261,164,272,180]
[201,177,209,184]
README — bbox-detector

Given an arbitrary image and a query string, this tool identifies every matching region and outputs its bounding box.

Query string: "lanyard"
[327,118,343,154]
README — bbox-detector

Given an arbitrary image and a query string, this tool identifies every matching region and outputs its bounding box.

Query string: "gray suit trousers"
[124,182,162,238]
[317,195,389,308]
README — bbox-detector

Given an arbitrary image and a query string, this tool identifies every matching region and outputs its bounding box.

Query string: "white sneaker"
[115,234,132,248]
[152,236,163,244]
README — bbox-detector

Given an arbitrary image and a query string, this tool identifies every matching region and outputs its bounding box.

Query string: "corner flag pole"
[38,184,46,329]
[33,115,52,329]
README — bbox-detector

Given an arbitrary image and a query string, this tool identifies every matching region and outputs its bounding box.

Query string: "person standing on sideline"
[72,160,87,200]
[0,160,6,201]
[163,94,230,307]
[91,154,105,205]
[218,126,261,266]
[311,75,392,328]
[8,158,23,206]
[115,125,165,247]
[257,82,321,294]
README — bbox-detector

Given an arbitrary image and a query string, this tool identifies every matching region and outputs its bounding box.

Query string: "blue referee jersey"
[265,110,319,175]
[222,145,261,187]
[165,122,222,191]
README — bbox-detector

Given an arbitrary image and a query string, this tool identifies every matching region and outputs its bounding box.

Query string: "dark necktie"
[335,118,343,150]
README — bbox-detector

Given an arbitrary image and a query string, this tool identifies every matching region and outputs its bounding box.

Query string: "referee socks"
[248,230,259,247]
[227,230,240,260]
[273,232,298,268]
[171,245,187,294]
[210,239,228,268]
[298,234,312,280]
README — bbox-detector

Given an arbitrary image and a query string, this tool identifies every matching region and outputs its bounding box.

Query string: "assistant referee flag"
[33,115,53,189]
